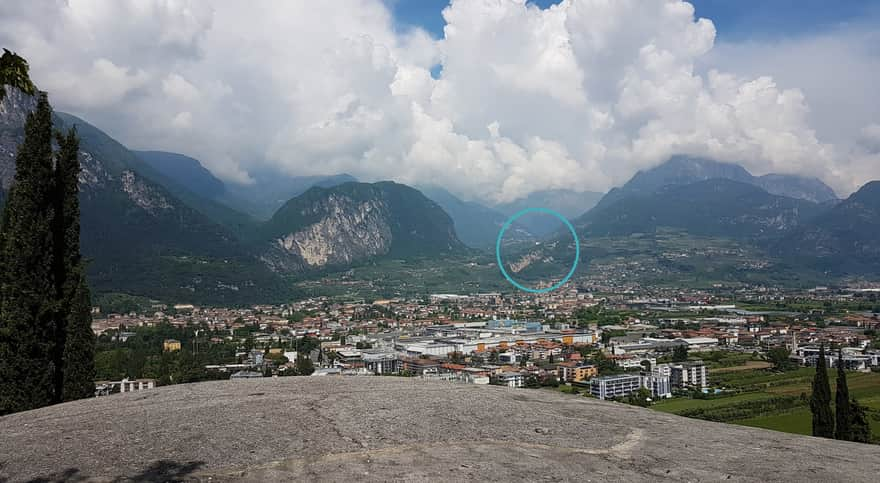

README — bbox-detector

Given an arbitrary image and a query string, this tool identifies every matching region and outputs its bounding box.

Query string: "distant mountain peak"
[605,155,838,205]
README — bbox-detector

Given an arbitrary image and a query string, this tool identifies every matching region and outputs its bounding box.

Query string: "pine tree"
[0,93,58,414]
[52,128,95,401]
[850,398,872,444]
[809,343,834,438]
[834,348,852,441]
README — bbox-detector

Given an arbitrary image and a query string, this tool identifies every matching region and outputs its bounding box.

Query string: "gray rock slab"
[1,377,878,482]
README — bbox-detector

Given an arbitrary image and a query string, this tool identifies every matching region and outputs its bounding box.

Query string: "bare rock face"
[258,181,463,274]
[262,194,393,272]
[120,170,173,214]
[0,377,877,482]
[0,85,36,190]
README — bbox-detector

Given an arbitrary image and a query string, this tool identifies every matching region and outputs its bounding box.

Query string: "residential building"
[556,362,598,383]
[641,373,672,398]
[590,374,642,400]
[669,361,708,389]
[493,372,525,388]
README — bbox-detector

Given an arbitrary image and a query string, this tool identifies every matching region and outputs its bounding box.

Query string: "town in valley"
[91,283,880,441]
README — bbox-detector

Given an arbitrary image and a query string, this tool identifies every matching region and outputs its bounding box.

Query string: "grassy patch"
[650,367,880,443]
[653,392,772,413]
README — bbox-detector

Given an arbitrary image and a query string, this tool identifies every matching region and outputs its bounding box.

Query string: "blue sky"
[388,0,879,41]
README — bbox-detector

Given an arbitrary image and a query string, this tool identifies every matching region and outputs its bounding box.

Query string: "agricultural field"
[652,366,880,443]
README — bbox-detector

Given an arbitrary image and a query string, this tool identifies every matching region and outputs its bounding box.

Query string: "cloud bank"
[1,0,877,203]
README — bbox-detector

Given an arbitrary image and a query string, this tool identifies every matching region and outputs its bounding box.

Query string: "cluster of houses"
[89,287,880,400]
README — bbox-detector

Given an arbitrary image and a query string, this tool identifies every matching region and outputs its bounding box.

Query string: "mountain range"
[598,155,838,209]
[577,178,826,240]
[134,150,357,222]
[5,84,880,302]
[504,156,878,284]
[0,87,464,303]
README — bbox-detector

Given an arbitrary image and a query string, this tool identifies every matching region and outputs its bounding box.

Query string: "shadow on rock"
[21,460,205,483]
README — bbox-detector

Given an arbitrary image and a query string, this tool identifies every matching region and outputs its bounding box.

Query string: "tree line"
[0,50,95,414]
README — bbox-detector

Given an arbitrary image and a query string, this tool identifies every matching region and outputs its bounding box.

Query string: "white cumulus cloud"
[0,0,877,202]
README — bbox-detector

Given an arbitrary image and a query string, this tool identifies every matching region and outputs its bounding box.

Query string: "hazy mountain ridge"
[225,172,358,220]
[133,150,225,199]
[598,156,838,209]
[496,189,604,236]
[419,185,537,248]
[130,150,258,234]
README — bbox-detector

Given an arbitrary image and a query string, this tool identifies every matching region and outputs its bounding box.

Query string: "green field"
[653,392,773,413]
[651,366,880,443]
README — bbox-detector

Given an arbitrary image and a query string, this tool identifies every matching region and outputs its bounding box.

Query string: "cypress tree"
[809,343,834,438]
[0,59,94,412]
[53,128,95,401]
[0,93,58,414]
[834,348,852,441]
[850,398,872,443]
[61,267,95,400]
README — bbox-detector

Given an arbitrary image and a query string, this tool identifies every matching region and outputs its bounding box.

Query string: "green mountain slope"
[132,150,225,198]
[778,181,880,274]
[54,113,286,304]
[578,178,825,241]
[130,150,257,235]
[0,88,286,304]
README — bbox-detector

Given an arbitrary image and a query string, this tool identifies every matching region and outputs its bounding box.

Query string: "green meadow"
[652,366,880,443]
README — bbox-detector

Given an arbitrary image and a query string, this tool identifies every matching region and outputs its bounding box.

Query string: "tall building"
[641,373,672,398]
[669,361,708,389]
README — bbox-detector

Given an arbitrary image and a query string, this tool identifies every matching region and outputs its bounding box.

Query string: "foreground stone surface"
[1,377,878,482]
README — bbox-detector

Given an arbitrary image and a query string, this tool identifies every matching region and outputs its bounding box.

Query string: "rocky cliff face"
[258,181,463,273]
[0,85,35,190]
[262,195,393,272]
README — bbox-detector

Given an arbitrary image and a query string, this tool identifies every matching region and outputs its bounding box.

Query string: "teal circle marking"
[495,207,580,293]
